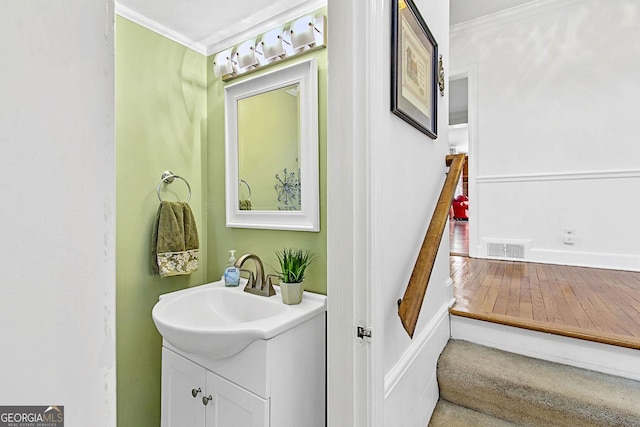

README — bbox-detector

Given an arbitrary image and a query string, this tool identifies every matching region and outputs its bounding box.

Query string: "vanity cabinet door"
[205,371,269,427]
[161,348,206,427]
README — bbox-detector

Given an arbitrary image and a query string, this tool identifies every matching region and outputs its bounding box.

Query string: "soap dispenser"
[223,250,240,287]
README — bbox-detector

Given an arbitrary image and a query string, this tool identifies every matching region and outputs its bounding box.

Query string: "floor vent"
[486,241,528,259]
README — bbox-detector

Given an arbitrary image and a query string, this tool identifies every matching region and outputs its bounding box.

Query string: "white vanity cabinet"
[161,348,268,427]
[159,308,326,427]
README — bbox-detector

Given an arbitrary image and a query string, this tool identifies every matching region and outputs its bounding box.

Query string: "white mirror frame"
[224,58,319,231]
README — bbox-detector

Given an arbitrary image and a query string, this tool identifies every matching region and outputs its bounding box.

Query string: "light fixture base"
[212,14,327,82]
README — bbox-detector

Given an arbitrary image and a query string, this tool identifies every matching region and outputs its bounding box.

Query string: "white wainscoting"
[384,303,450,426]
[472,171,640,272]
[476,169,640,184]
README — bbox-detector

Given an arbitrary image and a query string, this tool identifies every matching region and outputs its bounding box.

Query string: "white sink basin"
[152,280,326,359]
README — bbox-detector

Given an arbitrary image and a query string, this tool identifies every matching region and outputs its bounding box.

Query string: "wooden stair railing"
[398,154,466,337]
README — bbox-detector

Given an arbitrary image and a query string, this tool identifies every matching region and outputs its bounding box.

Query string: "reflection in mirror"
[224,58,319,231]
[237,84,301,211]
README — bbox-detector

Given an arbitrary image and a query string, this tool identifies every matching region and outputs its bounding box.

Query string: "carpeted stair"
[429,340,640,426]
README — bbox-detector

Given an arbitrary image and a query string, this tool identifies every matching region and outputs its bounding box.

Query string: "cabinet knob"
[202,395,213,405]
[191,387,201,398]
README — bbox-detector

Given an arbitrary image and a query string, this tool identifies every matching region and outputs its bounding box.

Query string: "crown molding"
[115,1,326,58]
[203,0,327,56]
[450,0,585,39]
[115,4,207,55]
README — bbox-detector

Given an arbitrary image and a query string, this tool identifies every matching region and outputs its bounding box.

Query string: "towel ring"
[157,170,191,203]
[239,179,252,201]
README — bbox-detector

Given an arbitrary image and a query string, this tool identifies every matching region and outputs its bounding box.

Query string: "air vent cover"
[485,241,528,260]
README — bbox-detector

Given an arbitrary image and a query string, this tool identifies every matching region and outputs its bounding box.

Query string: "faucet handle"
[238,268,255,288]
[265,274,279,296]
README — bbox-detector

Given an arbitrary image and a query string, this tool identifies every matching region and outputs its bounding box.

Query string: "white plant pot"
[280,282,304,305]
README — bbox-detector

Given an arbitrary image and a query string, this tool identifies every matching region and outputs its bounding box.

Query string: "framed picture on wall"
[391,0,438,139]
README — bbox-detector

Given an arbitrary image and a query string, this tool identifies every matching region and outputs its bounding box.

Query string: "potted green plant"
[274,248,316,305]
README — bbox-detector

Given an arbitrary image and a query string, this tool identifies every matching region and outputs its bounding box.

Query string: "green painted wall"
[115,16,208,427]
[238,85,301,211]
[116,10,327,426]
[207,49,328,294]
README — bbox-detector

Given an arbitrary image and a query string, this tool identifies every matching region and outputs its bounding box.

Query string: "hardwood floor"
[449,219,469,256]
[450,256,640,350]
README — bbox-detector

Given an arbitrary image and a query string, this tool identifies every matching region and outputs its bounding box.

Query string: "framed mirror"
[224,58,319,231]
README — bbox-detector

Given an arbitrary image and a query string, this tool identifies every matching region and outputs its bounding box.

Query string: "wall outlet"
[563,229,575,245]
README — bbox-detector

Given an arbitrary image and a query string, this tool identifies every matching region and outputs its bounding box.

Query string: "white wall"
[449,124,469,153]
[380,0,450,372]
[381,1,452,423]
[451,0,640,271]
[0,2,116,425]
[327,0,451,425]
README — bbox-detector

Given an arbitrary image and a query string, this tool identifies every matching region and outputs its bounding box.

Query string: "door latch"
[357,326,372,340]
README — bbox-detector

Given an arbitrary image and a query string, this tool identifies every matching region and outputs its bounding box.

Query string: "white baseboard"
[530,248,640,272]
[451,315,640,381]
[472,245,640,272]
[384,304,450,426]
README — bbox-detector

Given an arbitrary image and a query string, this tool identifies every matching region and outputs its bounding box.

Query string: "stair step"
[437,340,640,426]
[429,399,517,426]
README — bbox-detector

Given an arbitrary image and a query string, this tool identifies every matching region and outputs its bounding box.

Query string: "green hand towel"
[151,201,199,278]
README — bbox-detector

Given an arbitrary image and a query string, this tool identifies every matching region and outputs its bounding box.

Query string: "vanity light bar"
[212,14,326,81]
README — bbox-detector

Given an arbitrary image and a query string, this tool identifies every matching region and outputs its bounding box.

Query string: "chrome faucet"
[235,254,276,297]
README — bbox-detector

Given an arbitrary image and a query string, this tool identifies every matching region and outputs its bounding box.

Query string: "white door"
[161,348,206,427]
[205,371,269,427]
[327,1,383,426]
